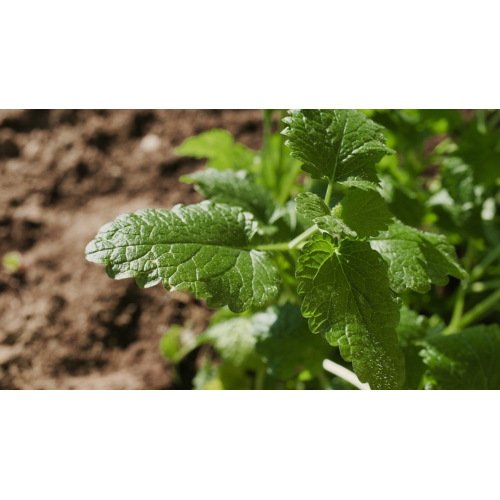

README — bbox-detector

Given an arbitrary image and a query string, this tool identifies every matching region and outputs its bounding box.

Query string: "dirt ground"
[0,109,264,389]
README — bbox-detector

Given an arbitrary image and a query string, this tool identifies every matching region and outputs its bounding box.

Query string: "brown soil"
[0,109,264,389]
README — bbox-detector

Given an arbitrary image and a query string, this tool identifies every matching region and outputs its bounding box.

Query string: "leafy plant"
[85,109,500,390]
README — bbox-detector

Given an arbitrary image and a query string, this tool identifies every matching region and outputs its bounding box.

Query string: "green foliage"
[85,201,280,313]
[419,325,500,390]
[199,316,263,370]
[254,303,334,380]
[283,109,393,184]
[396,306,429,390]
[370,220,467,293]
[175,128,256,172]
[317,188,393,239]
[295,192,330,221]
[180,168,277,225]
[297,234,404,389]
[86,108,500,390]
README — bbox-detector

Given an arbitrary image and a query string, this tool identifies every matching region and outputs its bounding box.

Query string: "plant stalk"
[322,359,370,390]
[470,242,500,282]
[288,225,319,249]
[255,367,266,390]
[453,287,500,332]
[324,181,334,207]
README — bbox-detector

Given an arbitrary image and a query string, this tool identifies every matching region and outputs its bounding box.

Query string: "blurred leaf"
[200,316,265,370]
[175,129,256,171]
[2,251,22,273]
[255,303,334,380]
[159,325,184,361]
[419,324,500,390]
[180,168,278,225]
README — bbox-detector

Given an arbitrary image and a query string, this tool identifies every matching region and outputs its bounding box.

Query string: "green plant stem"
[443,241,474,335]
[324,181,334,207]
[288,225,319,249]
[254,225,319,252]
[452,287,500,332]
[470,242,500,282]
[445,285,467,334]
[253,242,294,251]
[252,225,319,253]
[255,367,266,390]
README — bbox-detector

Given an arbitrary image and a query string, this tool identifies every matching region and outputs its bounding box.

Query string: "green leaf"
[180,168,277,224]
[419,325,500,390]
[85,201,280,313]
[283,109,394,184]
[296,233,404,389]
[316,188,393,239]
[200,317,263,370]
[193,361,252,390]
[396,306,429,390]
[370,220,466,294]
[255,303,334,380]
[175,129,256,171]
[295,192,330,222]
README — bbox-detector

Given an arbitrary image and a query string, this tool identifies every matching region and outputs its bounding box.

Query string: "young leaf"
[419,325,500,390]
[316,188,393,239]
[200,317,263,370]
[297,233,404,389]
[283,109,394,184]
[370,220,467,294]
[175,129,256,171]
[180,168,277,224]
[85,201,280,313]
[254,303,334,380]
[295,192,330,222]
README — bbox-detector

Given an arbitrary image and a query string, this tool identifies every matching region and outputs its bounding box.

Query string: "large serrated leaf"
[296,233,404,389]
[370,220,466,294]
[316,188,393,239]
[419,325,500,390]
[282,109,394,184]
[180,168,277,224]
[175,129,256,171]
[85,201,280,313]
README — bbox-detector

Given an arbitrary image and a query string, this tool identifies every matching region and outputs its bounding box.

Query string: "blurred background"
[0,110,265,389]
[1,109,499,389]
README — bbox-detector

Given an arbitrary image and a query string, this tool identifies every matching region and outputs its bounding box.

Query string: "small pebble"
[140,134,161,153]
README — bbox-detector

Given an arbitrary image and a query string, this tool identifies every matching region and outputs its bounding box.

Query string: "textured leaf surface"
[85,201,280,313]
[296,233,404,389]
[370,220,466,293]
[316,188,393,239]
[419,325,500,390]
[283,109,393,183]
[295,192,330,222]
[255,303,334,380]
[175,129,255,171]
[180,168,277,223]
